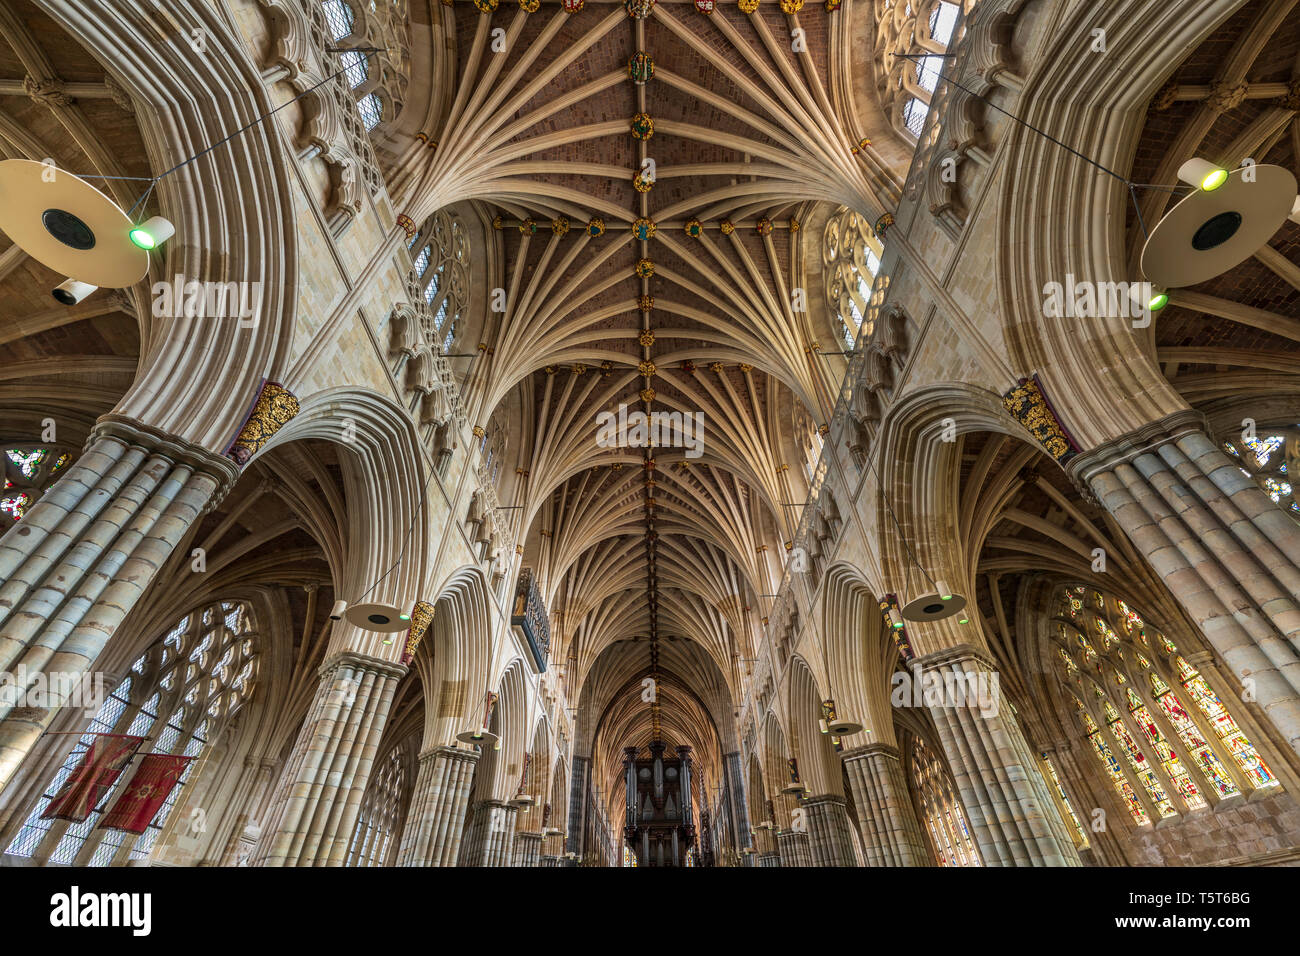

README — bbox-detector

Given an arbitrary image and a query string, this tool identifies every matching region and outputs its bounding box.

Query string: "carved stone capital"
[88,413,242,507]
[1064,407,1209,499]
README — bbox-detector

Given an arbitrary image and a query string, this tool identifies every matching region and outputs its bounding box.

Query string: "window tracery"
[874,0,973,141]
[345,744,408,866]
[1053,585,1276,830]
[823,207,883,349]
[408,210,470,352]
[4,601,259,865]
[908,735,980,866]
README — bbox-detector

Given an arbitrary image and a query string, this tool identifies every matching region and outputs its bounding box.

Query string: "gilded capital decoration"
[401,601,436,666]
[226,382,300,466]
[879,596,915,660]
[1001,375,1080,464]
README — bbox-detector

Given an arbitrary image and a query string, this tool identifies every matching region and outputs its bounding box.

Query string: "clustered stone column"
[396,745,480,866]
[775,827,813,866]
[801,793,857,866]
[723,751,754,865]
[564,754,589,864]
[919,644,1081,866]
[459,799,517,866]
[255,651,407,866]
[1071,411,1300,757]
[0,418,238,792]
[512,829,544,867]
[842,743,930,866]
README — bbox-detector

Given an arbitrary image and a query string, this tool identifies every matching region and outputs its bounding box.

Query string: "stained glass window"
[1175,658,1276,789]
[1102,699,1178,818]
[1148,674,1238,800]
[3,446,72,527]
[909,736,981,866]
[1124,688,1206,810]
[1053,584,1281,833]
[1077,699,1149,826]
[1040,753,1089,848]
[1221,427,1300,513]
[4,601,259,865]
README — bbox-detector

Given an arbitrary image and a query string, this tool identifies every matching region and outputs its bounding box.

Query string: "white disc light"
[1141,164,1298,289]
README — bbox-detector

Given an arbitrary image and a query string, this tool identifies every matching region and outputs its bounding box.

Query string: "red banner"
[98,754,195,834]
[41,735,145,823]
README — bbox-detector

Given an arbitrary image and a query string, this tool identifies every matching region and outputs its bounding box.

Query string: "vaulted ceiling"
[391,0,909,793]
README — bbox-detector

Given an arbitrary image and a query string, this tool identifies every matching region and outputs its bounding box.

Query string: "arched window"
[1053,585,1276,830]
[823,207,884,348]
[345,744,408,866]
[316,1,403,147]
[322,0,354,41]
[908,735,981,866]
[2,446,72,525]
[407,209,470,351]
[1221,426,1299,515]
[875,0,974,141]
[4,601,260,865]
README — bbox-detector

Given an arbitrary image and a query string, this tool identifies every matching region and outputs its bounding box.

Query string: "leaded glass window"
[1052,585,1278,832]
[4,601,259,866]
[909,736,981,866]
[408,210,470,351]
[823,207,884,349]
[345,744,408,866]
[1221,427,1299,514]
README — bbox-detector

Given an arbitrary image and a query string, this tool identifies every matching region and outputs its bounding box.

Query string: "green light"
[1200,168,1229,191]
[959,616,969,624]
[399,612,411,621]
[892,621,904,629]
[1149,292,1169,312]
[128,227,157,250]
[941,592,953,601]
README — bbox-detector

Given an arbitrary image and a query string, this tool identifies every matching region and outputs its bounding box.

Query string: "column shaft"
[843,744,929,866]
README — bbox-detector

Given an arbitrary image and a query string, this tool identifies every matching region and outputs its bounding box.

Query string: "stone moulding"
[1001,374,1080,465]
[225,380,301,466]
[89,414,243,512]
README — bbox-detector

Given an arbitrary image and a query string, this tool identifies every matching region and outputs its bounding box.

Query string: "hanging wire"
[893,52,1193,239]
